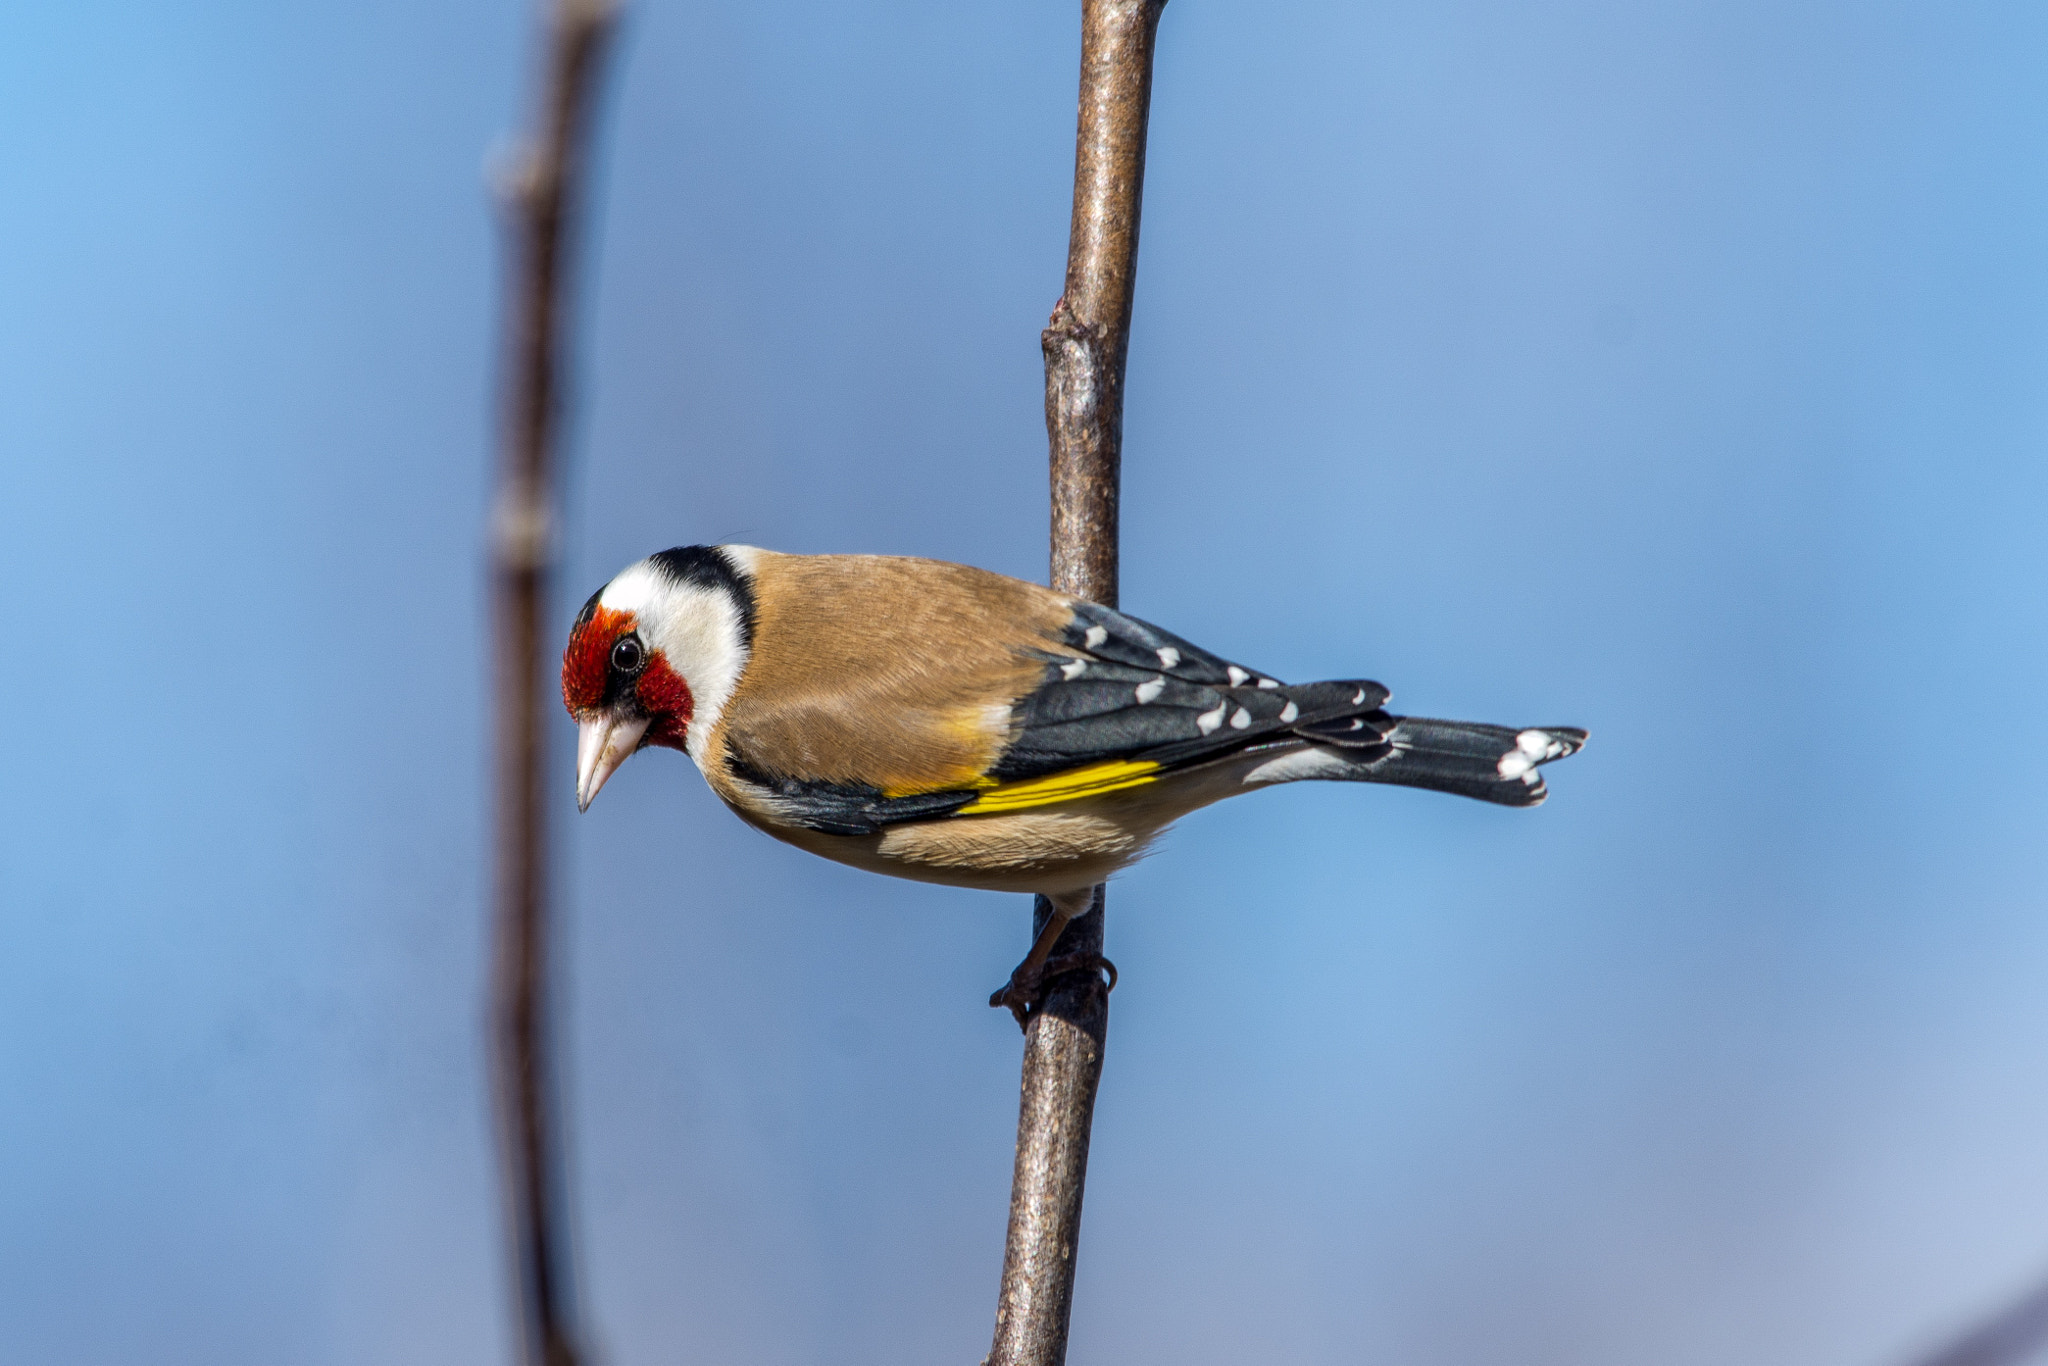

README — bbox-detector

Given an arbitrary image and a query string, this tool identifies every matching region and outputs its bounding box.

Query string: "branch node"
[493,491,556,572]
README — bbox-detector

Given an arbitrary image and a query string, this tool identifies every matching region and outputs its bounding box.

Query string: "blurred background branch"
[987,3,1167,1364]
[1902,1275,2048,1366]
[490,2,619,1365]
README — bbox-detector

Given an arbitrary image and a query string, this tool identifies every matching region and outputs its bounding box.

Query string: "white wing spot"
[1279,701,1299,722]
[1497,752,1534,779]
[1257,677,1280,689]
[1156,647,1181,669]
[1229,706,1252,729]
[1083,625,1109,650]
[1351,688,1367,705]
[1516,729,1551,758]
[1134,676,1166,704]
[1227,666,1251,687]
[1061,658,1088,681]
[1521,770,1542,785]
[1195,702,1228,735]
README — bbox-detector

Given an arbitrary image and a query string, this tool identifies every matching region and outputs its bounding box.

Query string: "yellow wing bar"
[953,758,1162,815]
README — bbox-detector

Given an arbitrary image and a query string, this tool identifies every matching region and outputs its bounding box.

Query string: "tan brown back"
[716,552,1074,795]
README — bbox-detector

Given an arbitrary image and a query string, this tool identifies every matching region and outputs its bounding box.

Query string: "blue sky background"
[6,2,2048,1363]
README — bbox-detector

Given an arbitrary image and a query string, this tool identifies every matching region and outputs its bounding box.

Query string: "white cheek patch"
[599,555,753,768]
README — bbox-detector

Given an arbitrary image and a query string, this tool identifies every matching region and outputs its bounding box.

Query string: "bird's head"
[561,546,756,811]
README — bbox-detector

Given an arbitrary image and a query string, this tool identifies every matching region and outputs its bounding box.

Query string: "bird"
[563,545,1585,1020]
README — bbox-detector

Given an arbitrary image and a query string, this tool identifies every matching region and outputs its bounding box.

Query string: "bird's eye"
[610,635,645,674]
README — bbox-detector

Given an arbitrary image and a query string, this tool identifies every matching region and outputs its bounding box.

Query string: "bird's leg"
[1006,896,1081,991]
[989,887,1115,1029]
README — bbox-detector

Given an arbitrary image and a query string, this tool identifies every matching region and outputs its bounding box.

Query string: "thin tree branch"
[489,3,618,1365]
[987,4,1167,1364]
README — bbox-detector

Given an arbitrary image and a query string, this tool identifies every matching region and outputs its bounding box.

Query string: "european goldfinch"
[563,546,1585,1007]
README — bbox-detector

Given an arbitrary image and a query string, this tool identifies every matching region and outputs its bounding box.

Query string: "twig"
[489,3,618,1365]
[987,4,1167,1364]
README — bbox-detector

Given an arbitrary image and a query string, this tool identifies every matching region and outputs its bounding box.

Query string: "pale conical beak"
[576,713,650,812]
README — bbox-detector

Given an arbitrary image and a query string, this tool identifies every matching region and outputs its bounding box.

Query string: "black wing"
[988,601,1393,781]
[721,747,978,837]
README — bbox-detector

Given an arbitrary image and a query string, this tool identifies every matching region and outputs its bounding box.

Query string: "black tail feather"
[1328,718,1586,807]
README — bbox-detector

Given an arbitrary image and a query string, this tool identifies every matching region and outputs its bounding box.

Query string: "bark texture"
[989,4,1166,1364]
[490,4,617,1365]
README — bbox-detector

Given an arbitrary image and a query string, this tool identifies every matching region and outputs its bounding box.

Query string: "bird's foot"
[989,951,1118,1031]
